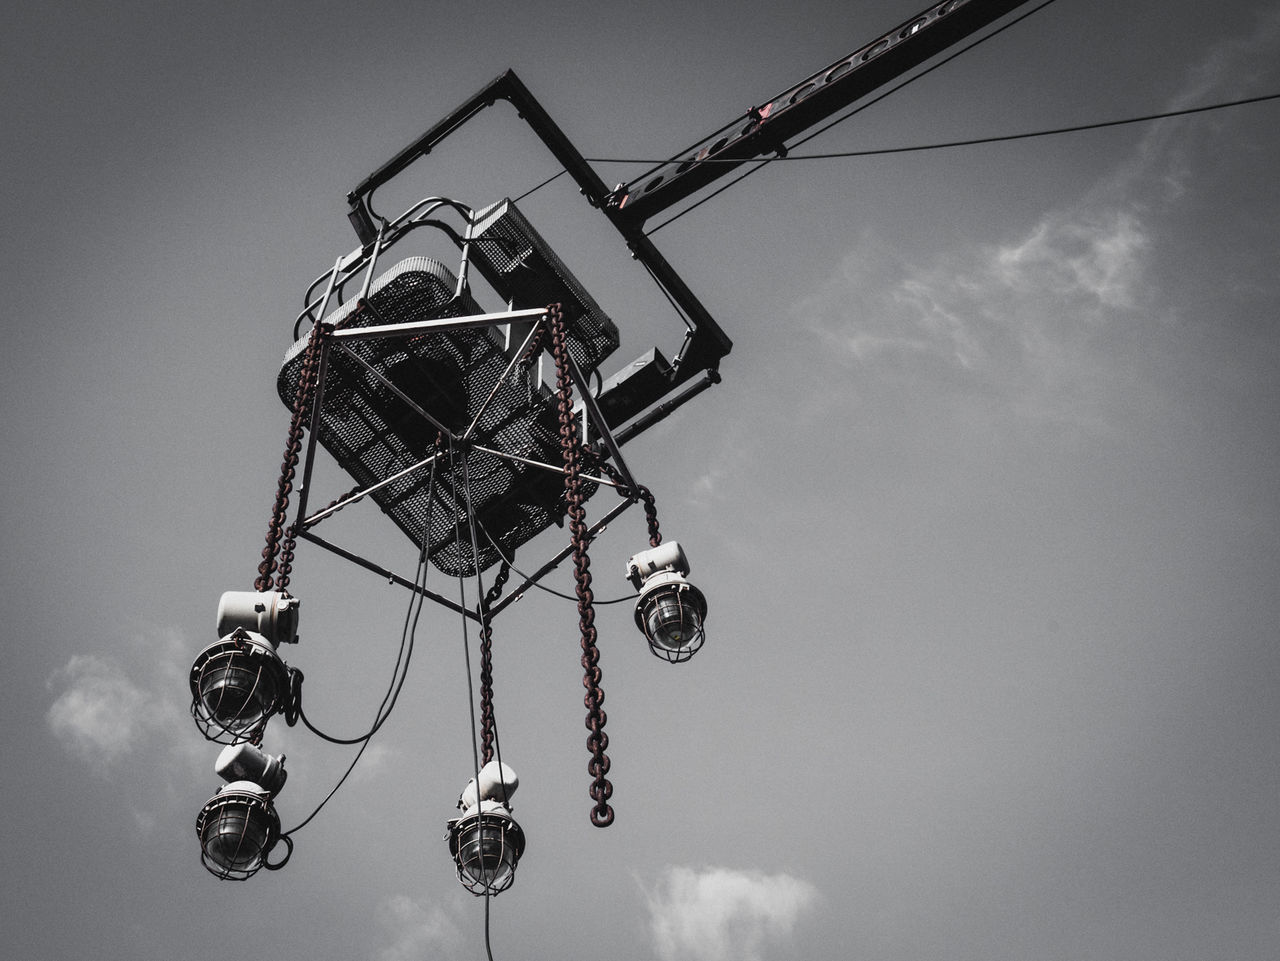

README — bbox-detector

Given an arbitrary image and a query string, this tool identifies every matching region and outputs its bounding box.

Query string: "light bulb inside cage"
[190,591,299,743]
[447,761,524,895]
[189,629,290,743]
[448,800,526,895]
[195,744,290,880]
[626,542,708,662]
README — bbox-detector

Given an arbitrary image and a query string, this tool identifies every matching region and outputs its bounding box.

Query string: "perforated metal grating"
[467,199,618,373]
[279,256,604,576]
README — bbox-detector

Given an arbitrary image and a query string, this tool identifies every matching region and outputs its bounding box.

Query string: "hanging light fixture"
[626,542,708,662]
[189,591,298,743]
[196,742,291,880]
[447,761,525,895]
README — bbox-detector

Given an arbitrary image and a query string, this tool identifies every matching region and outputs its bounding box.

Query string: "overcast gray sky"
[4,1,1279,960]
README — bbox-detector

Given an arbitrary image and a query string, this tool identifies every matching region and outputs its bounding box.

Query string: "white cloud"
[644,865,818,961]
[992,210,1148,309]
[375,893,466,961]
[348,740,397,784]
[46,628,198,778]
[800,204,1152,432]
[47,654,158,773]
[795,5,1280,438]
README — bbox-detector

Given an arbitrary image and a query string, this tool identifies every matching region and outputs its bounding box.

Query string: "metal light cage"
[447,809,526,896]
[636,580,708,663]
[189,629,290,744]
[196,786,285,881]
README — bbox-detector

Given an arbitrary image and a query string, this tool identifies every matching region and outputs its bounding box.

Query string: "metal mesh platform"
[279,256,599,576]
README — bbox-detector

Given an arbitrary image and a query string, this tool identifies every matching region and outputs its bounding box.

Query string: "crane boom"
[607,0,1034,227]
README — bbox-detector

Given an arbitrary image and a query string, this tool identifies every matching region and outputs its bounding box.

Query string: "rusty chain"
[257,320,329,593]
[477,560,510,766]
[518,318,549,370]
[589,455,663,549]
[548,304,614,827]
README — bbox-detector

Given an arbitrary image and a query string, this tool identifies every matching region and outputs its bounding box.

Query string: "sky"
[3,1,1279,959]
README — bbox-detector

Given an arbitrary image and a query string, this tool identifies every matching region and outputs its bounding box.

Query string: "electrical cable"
[453,439,483,783]
[291,458,440,744]
[458,445,501,961]
[281,542,430,836]
[628,85,1280,237]
[484,896,496,961]
[480,524,638,606]
[513,168,567,204]
[280,456,439,835]
[595,89,1280,168]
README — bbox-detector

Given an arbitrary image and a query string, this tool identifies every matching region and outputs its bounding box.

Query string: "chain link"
[590,456,663,548]
[257,320,329,592]
[518,317,549,370]
[548,304,614,827]
[477,561,510,766]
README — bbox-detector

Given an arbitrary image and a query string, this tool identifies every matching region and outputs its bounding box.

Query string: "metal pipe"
[329,307,548,343]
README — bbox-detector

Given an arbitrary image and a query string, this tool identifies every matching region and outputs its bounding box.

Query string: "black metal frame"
[345,70,733,437]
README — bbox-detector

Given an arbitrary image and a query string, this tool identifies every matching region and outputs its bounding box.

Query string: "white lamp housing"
[190,591,299,744]
[459,760,519,811]
[626,541,708,662]
[215,742,288,794]
[216,591,300,646]
[196,744,289,880]
[447,763,525,895]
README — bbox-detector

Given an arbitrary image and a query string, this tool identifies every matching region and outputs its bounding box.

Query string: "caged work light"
[447,761,525,895]
[196,742,292,880]
[189,591,299,743]
[627,542,707,662]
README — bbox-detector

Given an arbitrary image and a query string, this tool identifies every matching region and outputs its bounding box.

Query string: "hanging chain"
[518,318,549,369]
[589,456,663,549]
[256,319,328,592]
[477,560,510,766]
[548,304,614,827]
[275,521,302,595]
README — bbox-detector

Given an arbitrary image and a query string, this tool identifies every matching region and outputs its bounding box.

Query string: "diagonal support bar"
[297,529,481,621]
[487,496,637,619]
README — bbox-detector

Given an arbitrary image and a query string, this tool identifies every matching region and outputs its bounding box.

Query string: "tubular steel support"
[328,307,548,344]
[566,351,641,496]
